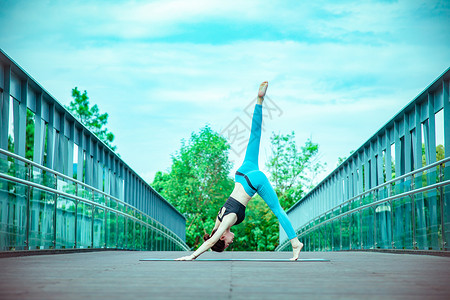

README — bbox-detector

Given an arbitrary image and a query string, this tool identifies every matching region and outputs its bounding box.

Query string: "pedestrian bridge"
[1,49,450,255]
[1,49,450,299]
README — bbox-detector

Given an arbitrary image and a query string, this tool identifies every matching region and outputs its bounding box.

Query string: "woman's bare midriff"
[229,182,252,206]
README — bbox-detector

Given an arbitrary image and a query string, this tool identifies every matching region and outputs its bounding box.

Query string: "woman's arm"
[175,214,236,261]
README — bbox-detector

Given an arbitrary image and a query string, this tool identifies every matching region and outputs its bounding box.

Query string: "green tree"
[153,126,234,248]
[266,132,325,210]
[66,87,116,151]
[230,195,279,251]
[25,109,35,160]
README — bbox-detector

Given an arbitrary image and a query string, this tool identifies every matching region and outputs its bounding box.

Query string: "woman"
[176,81,303,261]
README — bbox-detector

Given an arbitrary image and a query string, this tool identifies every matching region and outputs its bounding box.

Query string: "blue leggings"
[235,104,297,240]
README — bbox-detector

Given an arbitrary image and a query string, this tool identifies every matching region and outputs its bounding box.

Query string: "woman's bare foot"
[257,81,268,104]
[290,239,303,261]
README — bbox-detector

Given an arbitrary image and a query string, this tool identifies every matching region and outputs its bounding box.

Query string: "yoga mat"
[140,258,330,262]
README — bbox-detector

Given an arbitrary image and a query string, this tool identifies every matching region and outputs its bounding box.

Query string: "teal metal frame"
[0,49,188,251]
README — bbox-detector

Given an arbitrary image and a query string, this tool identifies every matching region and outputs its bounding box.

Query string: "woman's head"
[204,229,235,252]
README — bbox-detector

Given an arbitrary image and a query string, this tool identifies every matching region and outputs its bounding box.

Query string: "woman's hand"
[175,254,195,261]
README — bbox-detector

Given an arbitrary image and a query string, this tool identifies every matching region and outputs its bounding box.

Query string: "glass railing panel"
[78,185,92,203]
[28,188,55,250]
[303,233,310,252]
[4,161,28,180]
[93,206,105,248]
[76,202,92,248]
[310,229,317,251]
[117,214,125,249]
[444,163,450,181]
[392,178,407,196]
[127,219,134,250]
[317,226,324,251]
[332,207,340,219]
[106,211,117,248]
[0,155,9,174]
[403,176,412,193]
[349,212,360,250]
[341,215,350,250]
[117,201,125,214]
[361,193,374,206]
[332,219,340,250]
[59,177,77,196]
[0,178,28,251]
[55,196,76,249]
[42,171,56,189]
[392,196,414,249]
[378,184,389,201]
[93,191,105,206]
[444,184,450,251]
[147,228,154,251]
[350,197,360,210]
[157,231,164,251]
[107,197,117,210]
[414,189,440,250]
[135,222,142,250]
[324,222,333,251]
[361,207,375,249]
[30,168,44,185]
[152,231,159,251]
[142,225,148,250]
[414,190,428,250]
[341,202,350,214]
[375,203,392,249]
[426,166,439,186]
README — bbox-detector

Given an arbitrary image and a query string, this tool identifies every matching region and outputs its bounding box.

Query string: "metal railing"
[0,148,189,251]
[277,157,449,251]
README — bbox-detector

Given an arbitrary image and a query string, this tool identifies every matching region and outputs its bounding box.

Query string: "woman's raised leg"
[241,82,268,168]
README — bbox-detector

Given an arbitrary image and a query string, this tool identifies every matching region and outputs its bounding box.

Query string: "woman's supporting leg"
[251,171,303,260]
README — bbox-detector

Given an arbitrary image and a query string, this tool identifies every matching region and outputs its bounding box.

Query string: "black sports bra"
[217,197,246,225]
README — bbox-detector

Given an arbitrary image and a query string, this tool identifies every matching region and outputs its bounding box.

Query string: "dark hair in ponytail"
[203,229,226,252]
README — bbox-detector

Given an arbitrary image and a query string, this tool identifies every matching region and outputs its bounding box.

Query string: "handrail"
[277,178,450,250]
[301,157,449,227]
[287,156,450,214]
[2,148,136,208]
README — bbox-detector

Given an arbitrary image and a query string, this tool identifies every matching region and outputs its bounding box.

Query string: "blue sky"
[1,0,449,185]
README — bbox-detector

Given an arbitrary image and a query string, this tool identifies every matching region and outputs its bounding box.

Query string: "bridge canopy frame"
[278,68,450,252]
[0,49,189,252]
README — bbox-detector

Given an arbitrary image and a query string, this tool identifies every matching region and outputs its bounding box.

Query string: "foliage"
[153,126,234,248]
[229,195,279,251]
[66,87,116,151]
[266,132,326,210]
[25,109,35,160]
